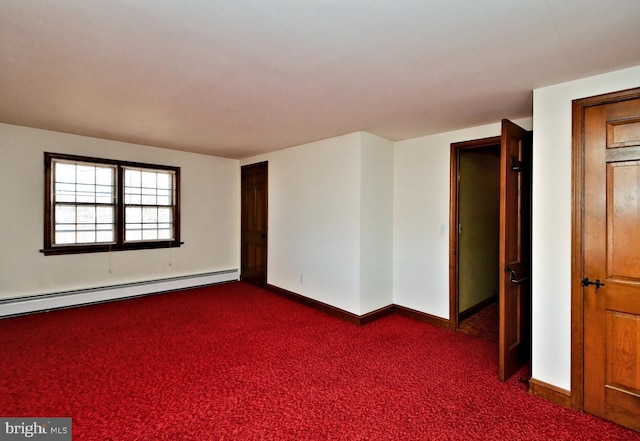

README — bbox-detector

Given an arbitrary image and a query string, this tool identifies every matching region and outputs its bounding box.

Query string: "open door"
[498,119,532,381]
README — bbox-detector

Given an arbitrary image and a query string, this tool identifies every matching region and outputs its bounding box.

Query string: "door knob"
[505,267,528,285]
[581,277,605,289]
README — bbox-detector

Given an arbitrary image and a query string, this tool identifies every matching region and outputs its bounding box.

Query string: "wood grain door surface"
[583,97,640,432]
[499,119,531,382]
[241,162,268,286]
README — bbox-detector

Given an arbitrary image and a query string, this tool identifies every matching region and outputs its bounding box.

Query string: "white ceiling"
[1,1,640,159]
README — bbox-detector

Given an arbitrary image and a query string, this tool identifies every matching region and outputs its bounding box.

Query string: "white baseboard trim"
[0,269,239,318]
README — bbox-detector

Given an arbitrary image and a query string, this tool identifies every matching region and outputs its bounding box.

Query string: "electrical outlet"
[299,274,304,283]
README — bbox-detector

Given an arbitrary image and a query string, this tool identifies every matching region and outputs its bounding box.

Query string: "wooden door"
[241,162,268,286]
[498,119,531,381]
[582,95,640,431]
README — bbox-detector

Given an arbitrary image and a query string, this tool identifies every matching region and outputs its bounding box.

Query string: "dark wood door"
[583,96,640,431]
[241,162,268,286]
[498,119,531,381]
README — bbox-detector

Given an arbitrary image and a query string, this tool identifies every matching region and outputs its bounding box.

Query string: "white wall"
[243,133,363,314]
[393,118,532,318]
[0,124,240,299]
[359,132,394,313]
[531,65,640,391]
[242,132,395,315]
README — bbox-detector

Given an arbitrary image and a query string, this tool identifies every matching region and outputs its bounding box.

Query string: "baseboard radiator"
[0,269,239,318]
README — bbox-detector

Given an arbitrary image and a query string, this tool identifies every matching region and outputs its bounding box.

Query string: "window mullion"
[116,165,125,246]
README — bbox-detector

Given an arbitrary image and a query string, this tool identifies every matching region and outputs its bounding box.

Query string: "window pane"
[125,192,141,204]
[77,230,96,243]
[158,208,172,223]
[142,207,158,222]
[52,202,115,245]
[96,229,114,243]
[77,206,96,224]
[55,205,76,224]
[157,189,171,206]
[141,171,157,188]
[96,222,114,243]
[97,206,114,223]
[126,169,141,187]
[141,193,156,205]
[126,226,142,241]
[53,161,115,205]
[125,168,173,206]
[96,167,113,186]
[55,231,76,245]
[55,163,76,183]
[126,206,142,223]
[96,185,113,204]
[50,160,116,247]
[55,183,77,203]
[157,173,171,189]
[123,168,175,243]
[76,165,95,185]
[76,184,96,203]
[142,228,158,241]
[125,204,173,242]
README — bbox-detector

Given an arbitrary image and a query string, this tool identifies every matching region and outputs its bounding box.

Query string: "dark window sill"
[41,241,183,256]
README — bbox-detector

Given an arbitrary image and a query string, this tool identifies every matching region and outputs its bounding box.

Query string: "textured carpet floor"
[0,282,638,440]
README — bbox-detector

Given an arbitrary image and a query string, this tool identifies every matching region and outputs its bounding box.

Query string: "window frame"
[42,152,181,256]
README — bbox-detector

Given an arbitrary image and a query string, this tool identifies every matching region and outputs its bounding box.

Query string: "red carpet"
[0,282,637,440]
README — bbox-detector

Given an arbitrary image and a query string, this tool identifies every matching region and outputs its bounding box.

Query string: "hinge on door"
[511,157,525,172]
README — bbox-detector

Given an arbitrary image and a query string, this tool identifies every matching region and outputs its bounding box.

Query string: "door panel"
[498,119,531,381]
[241,162,268,286]
[583,97,640,432]
[608,161,640,279]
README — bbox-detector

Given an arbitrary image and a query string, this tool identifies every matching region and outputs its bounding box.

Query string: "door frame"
[570,86,640,411]
[449,135,502,331]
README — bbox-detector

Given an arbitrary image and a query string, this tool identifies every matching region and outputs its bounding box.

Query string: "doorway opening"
[449,120,532,382]
[450,139,501,341]
[457,144,501,341]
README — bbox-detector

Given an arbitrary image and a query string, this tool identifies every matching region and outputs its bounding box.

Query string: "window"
[43,153,181,255]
